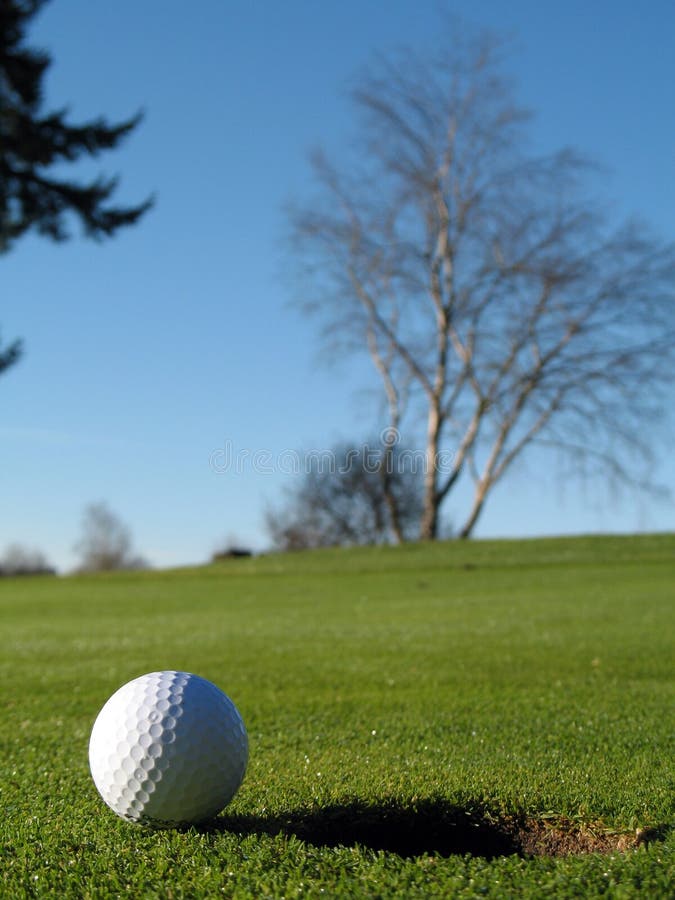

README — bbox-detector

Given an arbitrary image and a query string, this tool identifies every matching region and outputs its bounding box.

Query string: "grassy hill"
[1,534,673,897]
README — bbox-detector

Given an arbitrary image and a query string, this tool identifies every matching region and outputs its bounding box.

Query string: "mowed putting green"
[1,534,673,898]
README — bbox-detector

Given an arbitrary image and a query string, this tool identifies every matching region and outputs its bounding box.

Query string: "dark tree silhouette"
[265,441,426,551]
[0,330,22,374]
[1,0,153,374]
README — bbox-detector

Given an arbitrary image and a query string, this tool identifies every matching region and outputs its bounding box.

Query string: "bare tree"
[0,543,55,576]
[74,502,148,572]
[265,441,426,551]
[288,24,675,539]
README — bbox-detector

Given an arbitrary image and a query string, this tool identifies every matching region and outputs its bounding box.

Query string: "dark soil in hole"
[211,799,659,859]
[515,817,643,857]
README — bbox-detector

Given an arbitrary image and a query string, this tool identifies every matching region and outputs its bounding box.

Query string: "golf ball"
[89,671,248,827]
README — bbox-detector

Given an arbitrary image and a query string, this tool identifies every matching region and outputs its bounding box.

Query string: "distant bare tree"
[288,23,675,539]
[265,441,425,551]
[0,543,55,576]
[74,502,148,572]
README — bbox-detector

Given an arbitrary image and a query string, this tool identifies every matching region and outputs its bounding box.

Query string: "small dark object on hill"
[212,548,253,561]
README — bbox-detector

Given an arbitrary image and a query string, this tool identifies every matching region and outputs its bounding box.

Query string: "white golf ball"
[89,671,248,827]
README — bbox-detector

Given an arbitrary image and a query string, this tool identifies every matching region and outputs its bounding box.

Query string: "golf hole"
[213,799,662,859]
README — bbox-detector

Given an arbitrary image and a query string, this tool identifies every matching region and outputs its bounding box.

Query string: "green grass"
[1,533,673,898]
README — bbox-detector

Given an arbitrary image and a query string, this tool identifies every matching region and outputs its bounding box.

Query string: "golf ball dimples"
[89,671,248,826]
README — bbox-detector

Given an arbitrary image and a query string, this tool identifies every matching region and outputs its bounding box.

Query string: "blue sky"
[2,0,674,570]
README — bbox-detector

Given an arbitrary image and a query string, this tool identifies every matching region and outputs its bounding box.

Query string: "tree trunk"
[419,501,438,540]
[380,443,405,543]
[419,406,442,540]
[458,480,490,538]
